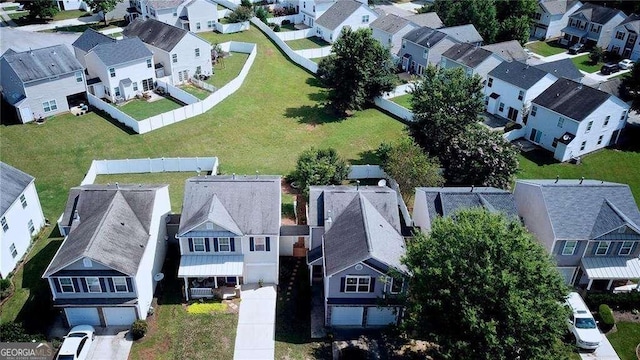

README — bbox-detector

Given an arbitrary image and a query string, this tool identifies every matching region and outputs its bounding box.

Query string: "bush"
[598,304,615,327]
[255,6,268,23]
[131,320,148,340]
[585,292,640,311]
[228,6,253,23]
[504,122,522,133]
[0,278,11,299]
[240,0,252,7]
[281,19,290,25]
[0,322,44,342]
[273,24,280,32]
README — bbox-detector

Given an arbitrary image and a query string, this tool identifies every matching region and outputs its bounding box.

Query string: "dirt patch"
[265,48,274,57]
[615,310,640,323]
[305,123,317,131]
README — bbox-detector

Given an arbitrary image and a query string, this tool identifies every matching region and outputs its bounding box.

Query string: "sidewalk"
[11,14,101,31]
[233,284,277,360]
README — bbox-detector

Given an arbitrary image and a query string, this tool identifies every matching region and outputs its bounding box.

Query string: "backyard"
[285,36,330,50]
[607,321,640,360]
[390,94,412,109]
[571,54,603,73]
[526,40,567,57]
[115,97,185,120]
[178,83,211,100]
[200,50,249,89]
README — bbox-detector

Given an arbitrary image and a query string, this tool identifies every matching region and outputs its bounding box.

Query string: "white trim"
[254,237,266,251]
[218,237,231,252]
[595,241,610,255]
[59,277,75,293]
[389,277,403,294]
[245,262,277,266]
[344,275,371,293]
[113,277,129,292]
[619,241,633,255]
[562,240,578,255]
[193,237,206,252]
[86,277,102,293]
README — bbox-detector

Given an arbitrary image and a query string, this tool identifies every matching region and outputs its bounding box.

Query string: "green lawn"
[526,40,567,57]
[279,23,297,31]
[109,32,123,39]
[179,83,211,100]
[117,97,184,120]
[390,94,412,109]
[310,57,326,64]
[42,20,127,33]
[53,10,91,20]
[285,36,330,50]
[571,54,603,73]
[202,50,249,89]
[3,6,19,11]
[9,11,28,20]
[607,322,640,360]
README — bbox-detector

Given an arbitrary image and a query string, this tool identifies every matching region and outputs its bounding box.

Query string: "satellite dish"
[154,273,165,281]
[562,135,570,141]
[377,179,387,187]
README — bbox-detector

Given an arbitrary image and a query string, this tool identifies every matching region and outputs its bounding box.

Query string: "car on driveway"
[565,292,602,351]
[601,63,621,75]
[619,59,634,69]
[568,43,585,54]
[56,325,95,360]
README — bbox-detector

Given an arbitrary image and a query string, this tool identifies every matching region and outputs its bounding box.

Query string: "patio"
[178,254,244,300]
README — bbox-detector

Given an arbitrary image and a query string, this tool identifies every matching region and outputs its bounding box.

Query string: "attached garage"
[366,307,398,326]
[330,306,364,326]
[103,307,137,326]
[65,308,101,326]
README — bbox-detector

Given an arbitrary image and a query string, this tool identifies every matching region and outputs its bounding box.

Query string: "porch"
[178,255,244,301]
[577,257,640,291]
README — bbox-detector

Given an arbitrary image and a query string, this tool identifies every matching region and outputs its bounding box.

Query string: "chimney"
[580,177,584,184]
[555,175,559,183]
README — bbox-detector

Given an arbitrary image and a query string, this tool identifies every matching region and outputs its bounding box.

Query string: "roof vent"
[116,182,119,189]
[255,170,259,179]
[73,209,80,221]
[356,180,360,190]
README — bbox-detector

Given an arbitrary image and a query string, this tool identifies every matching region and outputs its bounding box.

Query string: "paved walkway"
[16,14,101,32]
[310,280,326,338]
[579,335,620,360]
[234,284,277,360]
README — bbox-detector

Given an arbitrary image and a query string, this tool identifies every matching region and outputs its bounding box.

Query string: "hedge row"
[585,291,640,311]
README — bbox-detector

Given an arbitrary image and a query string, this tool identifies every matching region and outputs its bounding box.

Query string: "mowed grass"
[179,83,211,100]
[204,50,250,88]
[117,97,184,120]
[607,322,640,360]
[526,40,567,57]
[53,10,91,20]
[390,94,412,109]
[285,36,330,50]
[571,54,603,73]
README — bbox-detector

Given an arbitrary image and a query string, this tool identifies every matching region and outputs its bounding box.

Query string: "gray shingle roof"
[179,176,281,236]
[516,179,640,240]
[540,0,581,15]
[481,40,528,62]
[405,12,443,29]
[72,28,115,52]
[532,78,612,121]
[488,60,551,89]
[370,14,410,34]
[147,0,183,9]
[44,184,166,277]
[439,24,483,44]
[0,162,35,215]
[90,37,152,66]
[442,43,492,68]
[403,26,449,47]
[619,13,640,33]
[570,3,625,25]
[534,58,583,81]
[123,18,189,52]
[316,0,366,31]
[1,44,83,83]
[590,78,623,99]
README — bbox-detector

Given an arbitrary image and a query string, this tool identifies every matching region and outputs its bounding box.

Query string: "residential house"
[43,184,171,327]
[405,12,443,29]
[123,18,213,83]
[78,35,156,102]
[440,43,505,81]
[0,45,85,123]
[370,14,419,55]
[314,0,378,43]
[481,40,529,62]
[561,3,626,47]
[531,0,583,40]
[485,60,557,123]
[149,0,218,32]
[299,0,366,29]
[514,179,640,290]
[72,28,116,68]
[0,162,46,279]
[307,186,407,327]
[412,187,518,234]
[439,24,483,46]
[56,0,87,11]
[177,175,281,301]
[533,58,583,81]
[607,14,640,60]
[527,78,628,162]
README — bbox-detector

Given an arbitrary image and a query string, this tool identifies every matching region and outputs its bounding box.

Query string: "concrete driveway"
[579,335,620,360]
[88,327,133,360]
[234,284,277,360]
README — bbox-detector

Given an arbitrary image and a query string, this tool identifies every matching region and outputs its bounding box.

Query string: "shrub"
[0,322,44,342]
[228,6,253,23]
[598,304,615,327]
[131,320,148,340]
[255,6,268,23]
[273,24,280,32]
[0,278,11,299]
[585,292,640,311]
[504,122,522,133]
[240,0,252,7]
[281,19,290,25]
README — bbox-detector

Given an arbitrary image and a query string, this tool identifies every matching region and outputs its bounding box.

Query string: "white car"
[619,59,634,69]
[56,325,95,360]
[565,292,602,351]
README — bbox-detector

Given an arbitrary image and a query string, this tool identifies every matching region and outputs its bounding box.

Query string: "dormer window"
[615,31,625,40]
[83,258,92,267]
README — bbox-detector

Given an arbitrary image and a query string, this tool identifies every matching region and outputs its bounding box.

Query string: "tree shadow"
[155,243,184,305]
[305,77,324,88]
[618,123,640,152]
[350,150,382,165]
[520,149,558,166]
[91,107,139,136]
[284,104,345,125]
[1,97,22,125]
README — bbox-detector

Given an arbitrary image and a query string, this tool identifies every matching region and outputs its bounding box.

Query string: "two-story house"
[514,179,640,291]
[531,0,583,40]
[0,162,46,279]
[142,0,218,33]
[533,58,583,81]
[307,186,407,327]
[370,14,419,56]
[177,175,280,301]
[299,0,366,29]
[404,12,443,29]
[43,184,171,327]
[481,40,529,62]
[123,18,213,83]
[607,14,640,61]
[440,43,504,81]
[314,0,378,43]
[485,61,557,124]
[527,78,629,162]
[560,3,626,48]
[0,45,85,123]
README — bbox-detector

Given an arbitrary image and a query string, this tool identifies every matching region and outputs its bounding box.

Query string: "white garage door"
[103,307,137,326]
[331,306,363,326]
[367,307,398,326]
[65,308,101,326]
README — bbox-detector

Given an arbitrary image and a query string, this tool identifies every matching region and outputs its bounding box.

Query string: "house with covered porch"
[177,175,281,301]
[560,3,626,47]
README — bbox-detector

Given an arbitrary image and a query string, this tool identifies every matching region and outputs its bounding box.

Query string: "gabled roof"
[72,28,115,52]
[403,26,450,47]
[90,37,152,66]
[316,0,367,31]
[0,44,83,83]
[439,24,483,44]
[405,12,444,29]
[481,40,528,62]
[147,0,183,9]
[618,13,640,33]
[569,3,625,25]
[0,162,35,216]
[179,176,281,236]
[516,179,640,240]
[123,18,189,52]
[44,184,166,277]
[534,58,582,81]
[532,78,612,121]
[442,43,492,68]
[591,78,624,99]
[540,0,581,15]
[370,14,411,34]
[488,60,551,89]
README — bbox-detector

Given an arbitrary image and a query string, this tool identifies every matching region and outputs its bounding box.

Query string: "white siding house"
[0,162,46,279]
[531,0,583,40]
[608,14,640,61]
[561,3,626,48]
[370,14,419,56]
[440,43,504,81]
[314,0,378,43]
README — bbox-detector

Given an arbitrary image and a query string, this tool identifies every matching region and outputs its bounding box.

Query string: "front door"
[507,107,519,121]
[610,130,620,145]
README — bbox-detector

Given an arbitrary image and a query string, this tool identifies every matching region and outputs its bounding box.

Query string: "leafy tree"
[290,148,349,197]
[429,0,498,43]
[623,65,640,111]
[255,6,268,23]
[0,322,44,342]
[408,65,484,160]
[240,0,252,7]
[403,209,568,360]
[228,6,253,23]
[444,124,519,189]
[495,0,537,44]
[317,27,395,116]
[377,137,444,204]
[84,0,124,25]
[19,0,59,20]
[589,46,604,65]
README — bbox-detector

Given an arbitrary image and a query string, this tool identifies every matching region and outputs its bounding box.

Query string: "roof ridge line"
[83,190,119,258]
[120,189,150,234]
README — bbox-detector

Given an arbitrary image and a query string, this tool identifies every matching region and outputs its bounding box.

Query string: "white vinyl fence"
[88,93,141,132]
[294,46,332,59]
[190,77,217,92]
[275,28,313,41]
[267,14,302,25]
[503,127,526,141]
[158,79,199,105]
[382,83,414,99]
[374,97,414,123]
[216,20,250,34]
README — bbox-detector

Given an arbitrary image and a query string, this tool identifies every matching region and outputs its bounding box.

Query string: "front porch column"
[184,277,189,301]
[214,276,218,289]
[587,279,593,290]
[607,279,614,290]
[309,265,313,286]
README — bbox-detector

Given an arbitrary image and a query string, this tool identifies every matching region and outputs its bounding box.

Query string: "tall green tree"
[403,209,568,360]
[408,65,484,159]
[84,0,124,24]
[19,0,59,20]
[623,65,640,111]
[428,0,498,43]
[290,148,349,198]
[496,0,537,44]
[317,27,395,116]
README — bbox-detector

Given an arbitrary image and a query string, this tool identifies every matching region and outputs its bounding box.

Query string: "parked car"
[565,292,602,351]
[56,325,95,360]
[568,43,585,54]
[601,63,621,75]
[618,59,634,70]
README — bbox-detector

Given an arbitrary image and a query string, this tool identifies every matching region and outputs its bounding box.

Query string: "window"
[9,243,17,258]
[207,20,215,28]
[604,115,610,126]
[597,135,603,145]
[534,12,541,20]
[255,237,266,251]
[195,48,200,57]
[562,241,577,255]
[75,71,83,83]
[619,241,633,255]
[390,277,403,294]
[423,49,428,59]
[133,82,138,91]
[362,15,369,23]
[313,5,315,11]
[42,100,57,112]
[59,277,75,292]
[499,102,504,112]
[518,90,524,101]
[28,219,34,234]
[586,120,593,132]
[113,277,129,292]
[193,238,205,252]
[621,111,627,120]
[487,77,493,87]
[552,138,558,148]
[484,96,489,106]
[114,87,121,97]
[109,67,115,77]
[580,141,586,151]
[557,117,565,128]
[595,241,610,255]
[196,65,201,74]
[531,105,537,117]
[615,31,625,40]
[172,54,178,63]
[142,78,154,91]
[196,22,201,30]
[146,59,152,68]
[1,217,7,232]
[590,24,600,33]
[345,275,370,292]
[218,237,231,252]
[86,277,101,293]
[20,194,27,208]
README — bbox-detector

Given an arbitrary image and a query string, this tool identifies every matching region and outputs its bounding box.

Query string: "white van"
[565,292,602,351]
